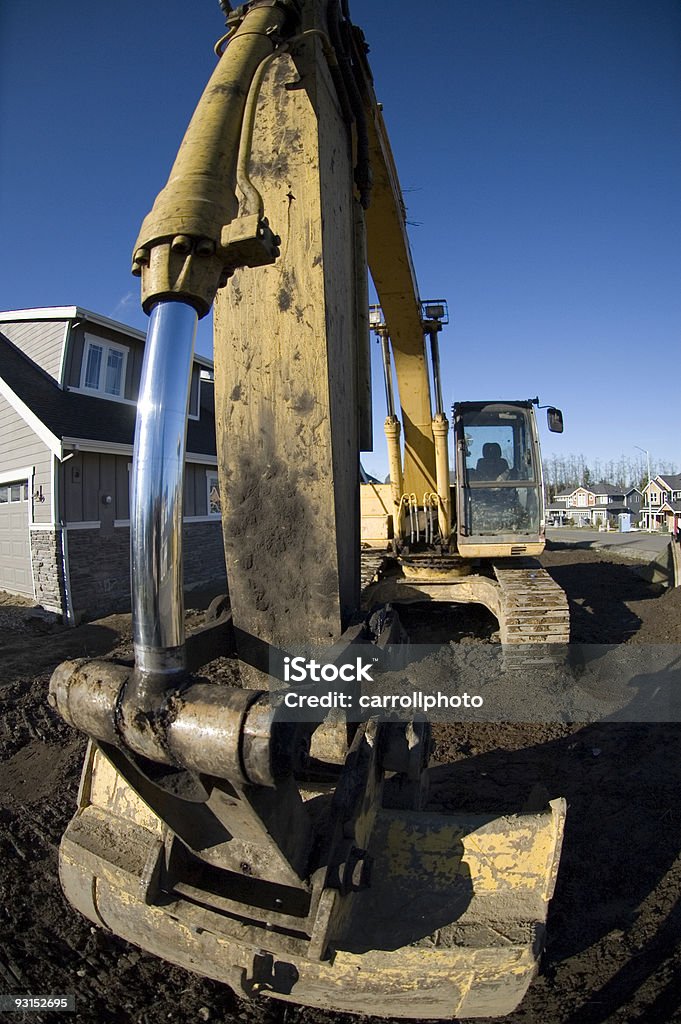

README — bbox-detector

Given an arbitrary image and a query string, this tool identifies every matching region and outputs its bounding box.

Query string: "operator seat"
[476,442,509,480]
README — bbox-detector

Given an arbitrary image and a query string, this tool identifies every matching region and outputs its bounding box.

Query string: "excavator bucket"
[60,744,565,1019]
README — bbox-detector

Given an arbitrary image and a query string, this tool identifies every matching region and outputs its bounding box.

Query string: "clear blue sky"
[1,1,679,480]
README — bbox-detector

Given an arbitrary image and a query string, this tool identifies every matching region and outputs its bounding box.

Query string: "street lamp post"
[634,445,652,531]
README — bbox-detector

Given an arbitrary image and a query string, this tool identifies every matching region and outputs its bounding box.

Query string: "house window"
[207,472,221,517]
[0,481,27,503]
[81,336,128,398]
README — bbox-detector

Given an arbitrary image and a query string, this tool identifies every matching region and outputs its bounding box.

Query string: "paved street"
[546,527,672,563]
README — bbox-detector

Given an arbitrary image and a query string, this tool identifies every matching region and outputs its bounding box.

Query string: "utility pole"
[635,445,652,531]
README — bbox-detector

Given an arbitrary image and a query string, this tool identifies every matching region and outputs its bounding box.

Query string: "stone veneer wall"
[63,521,227,621]
[30,528,67,613]
[182,521,228,596]
[68,527,131,619]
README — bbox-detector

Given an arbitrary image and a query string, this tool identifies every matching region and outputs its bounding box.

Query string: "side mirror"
[547,407,564,433]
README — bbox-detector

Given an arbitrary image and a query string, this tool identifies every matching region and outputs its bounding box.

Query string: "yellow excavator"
[50,1,567,1017]
[360,358,570,646]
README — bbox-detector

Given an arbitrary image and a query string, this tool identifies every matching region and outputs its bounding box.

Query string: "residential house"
[640,474,681,533]
[0,306,226,619]
[546,482,630,527]
[624,485,643,520]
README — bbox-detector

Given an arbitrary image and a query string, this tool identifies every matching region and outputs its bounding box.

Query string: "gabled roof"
[553,483,624,499]
[0,305,146,342]
[657,473,681,490]
[0,331,216,460]
[0,306,215,371]
[590,482,624,496]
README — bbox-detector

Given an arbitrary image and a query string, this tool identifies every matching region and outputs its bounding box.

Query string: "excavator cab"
[454,401,545,558]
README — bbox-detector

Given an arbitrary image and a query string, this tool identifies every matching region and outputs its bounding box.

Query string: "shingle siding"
[0,320,66,382]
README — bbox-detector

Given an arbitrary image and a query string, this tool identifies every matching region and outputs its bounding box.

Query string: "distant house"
[546,482,630,527]
[641,474,681,533]
[624,486,643,519]
[0,306,226,619]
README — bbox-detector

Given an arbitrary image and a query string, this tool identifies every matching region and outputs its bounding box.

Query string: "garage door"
[0,479,33,597]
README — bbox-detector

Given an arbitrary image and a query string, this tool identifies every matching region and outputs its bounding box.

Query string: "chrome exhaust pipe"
[130,300,198,691]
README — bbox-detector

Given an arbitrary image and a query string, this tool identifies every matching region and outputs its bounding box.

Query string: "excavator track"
[493,559,570,660]
[361,550,390,591]
[361,552,570,652]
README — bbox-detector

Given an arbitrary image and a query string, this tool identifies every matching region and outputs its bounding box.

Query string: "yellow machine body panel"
[360,482,393,544]
[457,542,545,559]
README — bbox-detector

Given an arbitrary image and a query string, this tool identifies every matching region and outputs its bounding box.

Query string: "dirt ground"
[1,546,681,1024]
